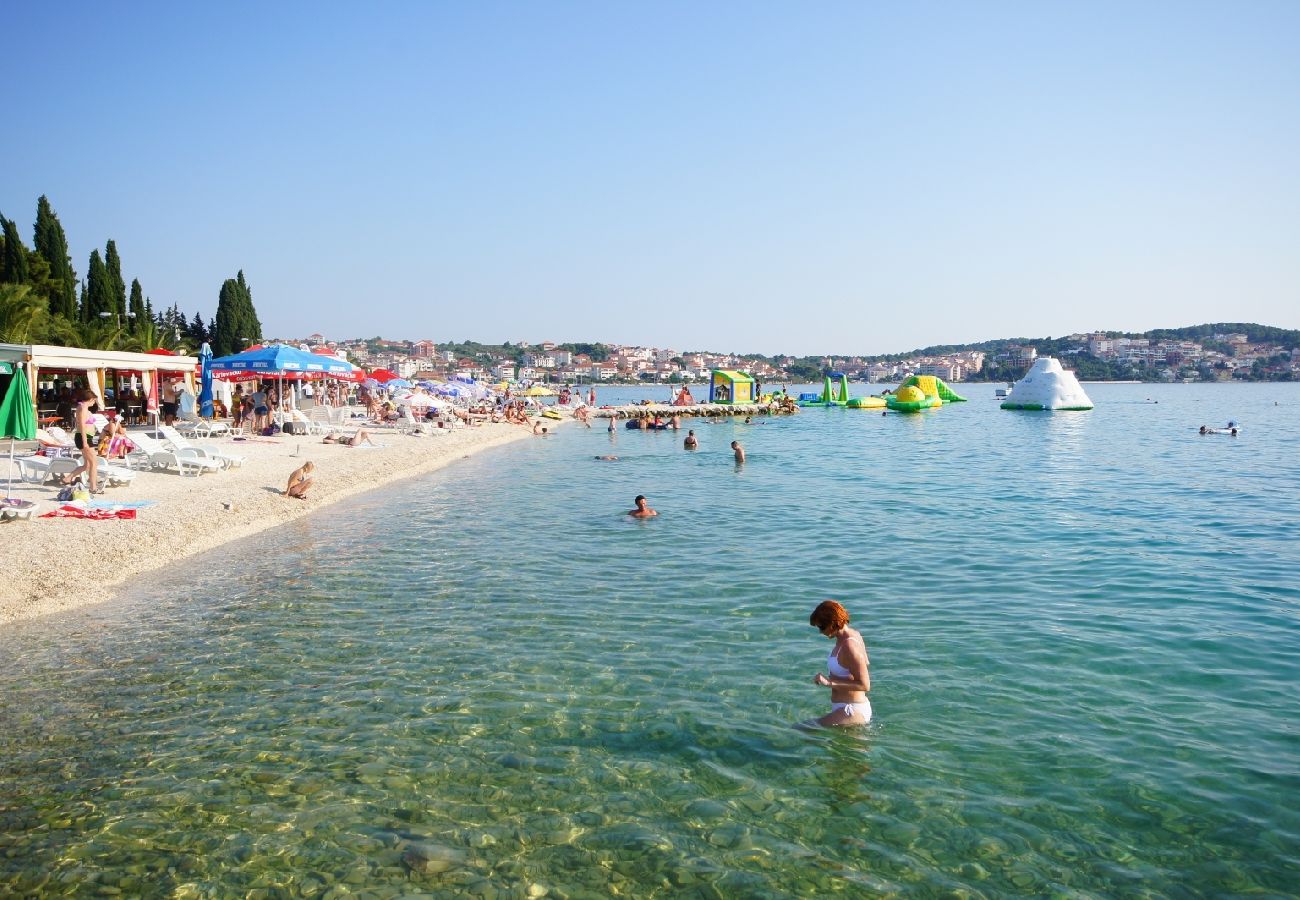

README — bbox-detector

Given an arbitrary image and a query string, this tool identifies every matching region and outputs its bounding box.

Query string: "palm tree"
[74,318,126,351]
[0,284,45,344]
[122,318,166,353]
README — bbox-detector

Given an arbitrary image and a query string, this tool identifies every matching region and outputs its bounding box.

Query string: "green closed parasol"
[0,365,38,500]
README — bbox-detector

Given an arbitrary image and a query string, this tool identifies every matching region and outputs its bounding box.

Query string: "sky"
[3,1,1298,357]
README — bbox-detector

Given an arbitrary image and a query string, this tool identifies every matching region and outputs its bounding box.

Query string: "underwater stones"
[401,841,466,876]
[706,822,751,849]
[684,799,729,820]
[353,762,389,783]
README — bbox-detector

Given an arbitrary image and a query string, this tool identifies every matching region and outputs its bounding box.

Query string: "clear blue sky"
[4,1,1298,356]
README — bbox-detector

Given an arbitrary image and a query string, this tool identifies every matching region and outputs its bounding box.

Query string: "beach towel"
[40,504,137,520]
[88,499,158,510]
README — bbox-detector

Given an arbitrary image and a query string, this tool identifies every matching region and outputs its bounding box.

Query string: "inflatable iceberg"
[1001,358,1093,411]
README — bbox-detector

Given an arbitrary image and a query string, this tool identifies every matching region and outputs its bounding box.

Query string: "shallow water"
[3,383,1298,896]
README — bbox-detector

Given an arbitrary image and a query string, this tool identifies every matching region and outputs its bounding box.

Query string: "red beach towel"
[39,505,138,520]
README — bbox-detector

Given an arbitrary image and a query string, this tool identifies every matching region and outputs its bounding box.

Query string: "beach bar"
[0,344,199,426]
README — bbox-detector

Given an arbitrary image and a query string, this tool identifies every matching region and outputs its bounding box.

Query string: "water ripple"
[2,384,1299,895]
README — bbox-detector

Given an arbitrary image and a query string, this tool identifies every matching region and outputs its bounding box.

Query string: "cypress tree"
[212,269,263,356]
[189,312,208,345]
[212,278,242,356]
[32,196,78,318]
[83,249,114,322]
[128,279,146,334]
[104,239,127,320]
[235,270,262,344]
[1,215,30,285]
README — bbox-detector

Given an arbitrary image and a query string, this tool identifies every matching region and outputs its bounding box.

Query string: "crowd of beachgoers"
[0,373,817,623]
[0,376,601,624]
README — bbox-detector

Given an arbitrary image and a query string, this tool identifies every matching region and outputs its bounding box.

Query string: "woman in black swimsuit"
[66,388,101,494]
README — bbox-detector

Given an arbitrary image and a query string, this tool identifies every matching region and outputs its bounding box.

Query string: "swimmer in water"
[628,494,657,518]
[594,455,619,460]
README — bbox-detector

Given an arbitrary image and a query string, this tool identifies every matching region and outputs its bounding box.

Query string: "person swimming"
[628,494,657,518]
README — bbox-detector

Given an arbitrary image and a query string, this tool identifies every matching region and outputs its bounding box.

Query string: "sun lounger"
[157,426,246,469]
[14,455,64,484]
[129,432,223,476]
[12,454,133,488]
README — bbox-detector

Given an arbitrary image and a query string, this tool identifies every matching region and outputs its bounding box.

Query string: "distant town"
[279,324,1300,385]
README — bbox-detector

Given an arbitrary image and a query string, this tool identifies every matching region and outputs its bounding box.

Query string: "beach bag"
[56,484,75,502]
[282,421,302,435]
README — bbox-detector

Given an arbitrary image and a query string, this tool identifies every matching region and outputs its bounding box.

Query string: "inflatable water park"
[1000,358,1094,411]
[798,372,967,413]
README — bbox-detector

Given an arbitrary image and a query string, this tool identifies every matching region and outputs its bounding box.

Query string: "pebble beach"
[0,419,547,625]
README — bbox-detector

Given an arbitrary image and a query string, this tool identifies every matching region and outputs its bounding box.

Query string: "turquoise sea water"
[2,383,1298,897]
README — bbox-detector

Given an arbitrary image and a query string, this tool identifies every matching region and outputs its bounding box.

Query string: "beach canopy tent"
[709,370,756,405]
[0,343,199,422]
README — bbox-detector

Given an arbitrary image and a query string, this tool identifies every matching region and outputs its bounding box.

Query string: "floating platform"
[594,403,791,419]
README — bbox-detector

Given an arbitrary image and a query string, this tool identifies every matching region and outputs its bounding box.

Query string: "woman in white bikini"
[809,599,871,726]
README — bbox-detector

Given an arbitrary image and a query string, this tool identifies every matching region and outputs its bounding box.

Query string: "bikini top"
[827,647,852,678]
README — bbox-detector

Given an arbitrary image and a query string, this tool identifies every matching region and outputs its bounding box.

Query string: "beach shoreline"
[0,419,551,626]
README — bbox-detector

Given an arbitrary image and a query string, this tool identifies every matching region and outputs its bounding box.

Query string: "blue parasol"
[198,342,214,417]
[209,344,357,377]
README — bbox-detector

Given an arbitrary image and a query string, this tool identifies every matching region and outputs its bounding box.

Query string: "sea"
[2,382,1297,897]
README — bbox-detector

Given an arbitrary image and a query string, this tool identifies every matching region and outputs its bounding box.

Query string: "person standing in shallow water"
[809,600,871,726]
[731,440,745,463]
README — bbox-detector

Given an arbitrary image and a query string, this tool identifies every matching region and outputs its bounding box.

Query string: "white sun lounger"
[157,426,245,469]
[129,432,223,476]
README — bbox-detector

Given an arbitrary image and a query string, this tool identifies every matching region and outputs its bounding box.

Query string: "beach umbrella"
[386,378,411,391]
[0,364,37,500]
[209,344,357,378]
[523,385,557,397]
[369,369,398,383]
[198,342,214,417]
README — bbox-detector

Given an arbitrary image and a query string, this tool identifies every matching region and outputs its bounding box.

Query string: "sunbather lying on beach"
[322,428,376,446]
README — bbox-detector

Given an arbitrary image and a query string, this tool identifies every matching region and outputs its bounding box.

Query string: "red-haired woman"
[809,600,871,726]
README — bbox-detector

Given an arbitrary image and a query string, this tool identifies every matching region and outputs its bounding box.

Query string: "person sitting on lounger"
[285,460,314,499]
[322,428,375,447]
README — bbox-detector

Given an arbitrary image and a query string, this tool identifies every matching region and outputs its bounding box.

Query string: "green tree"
[83,249,114,323]
[0,283,46,343]
[188,312,208,345]
[128,279,146,333]
[104,239,128,321]
[32,196,78,318]
[1,214,30,284]
[211,269,263,356]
